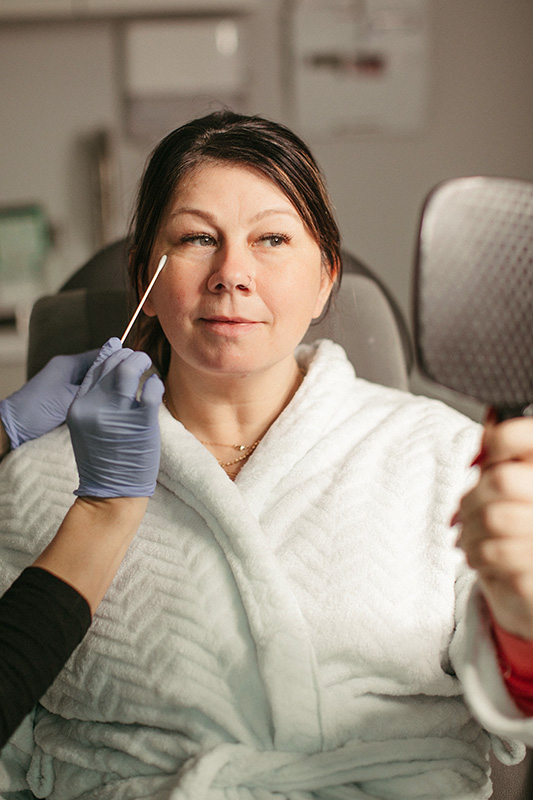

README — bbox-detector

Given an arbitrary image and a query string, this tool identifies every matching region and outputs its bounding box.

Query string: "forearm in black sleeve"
[0,566,91,749]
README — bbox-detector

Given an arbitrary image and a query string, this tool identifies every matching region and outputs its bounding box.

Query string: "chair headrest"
[27,289,130,379]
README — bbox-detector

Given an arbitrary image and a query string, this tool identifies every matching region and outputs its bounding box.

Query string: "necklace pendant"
[236,444,246,451]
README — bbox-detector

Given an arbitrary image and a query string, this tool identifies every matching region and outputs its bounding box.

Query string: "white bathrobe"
[0,340,532,800]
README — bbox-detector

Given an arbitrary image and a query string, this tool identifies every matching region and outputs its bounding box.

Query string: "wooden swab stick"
[120,254,167,345]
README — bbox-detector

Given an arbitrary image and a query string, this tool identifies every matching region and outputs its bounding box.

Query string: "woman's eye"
[258,234,291,248]
[181,233,216,247]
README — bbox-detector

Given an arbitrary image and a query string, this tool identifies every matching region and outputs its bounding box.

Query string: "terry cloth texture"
[0,340,532,799]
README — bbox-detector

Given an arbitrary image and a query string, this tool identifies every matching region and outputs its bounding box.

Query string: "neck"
[164,357,303,452]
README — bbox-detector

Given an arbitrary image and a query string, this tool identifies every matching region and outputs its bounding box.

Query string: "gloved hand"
[0,349,99,449]
[67,337,164,498]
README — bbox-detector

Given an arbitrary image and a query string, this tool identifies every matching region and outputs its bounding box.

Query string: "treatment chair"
[26,239,532,799]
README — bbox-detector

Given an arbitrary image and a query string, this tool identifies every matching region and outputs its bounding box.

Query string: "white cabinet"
[79,0,256,13]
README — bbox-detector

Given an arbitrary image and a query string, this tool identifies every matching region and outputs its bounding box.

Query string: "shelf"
[80,0,256,14]
[0,0,73,19]
[0,0,257,21]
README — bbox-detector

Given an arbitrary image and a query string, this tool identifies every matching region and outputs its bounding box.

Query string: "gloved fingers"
[104,351,154,403]
[83,337,122,376]
[100,336,123,355]
[47,349,101,413]
[87,336,124,375]
[139,373,165,410]
[0,344,108,449]
[34,347,100,389]
[66,348,101,385]
[77,340,131,398]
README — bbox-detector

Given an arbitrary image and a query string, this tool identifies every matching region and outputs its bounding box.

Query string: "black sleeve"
[0,566,91,750]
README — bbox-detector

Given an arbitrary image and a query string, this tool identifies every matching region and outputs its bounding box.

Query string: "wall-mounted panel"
[123,17,249,142]
[288,0,430,136]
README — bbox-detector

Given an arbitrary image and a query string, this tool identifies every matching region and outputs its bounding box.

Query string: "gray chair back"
[303,272,409,389]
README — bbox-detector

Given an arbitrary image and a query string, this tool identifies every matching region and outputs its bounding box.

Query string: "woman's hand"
[456,416,533,640]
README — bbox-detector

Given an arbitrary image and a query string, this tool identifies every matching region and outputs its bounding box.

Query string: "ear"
[311,266,336,321]
[135,264,158,318]
[142,291,157,318]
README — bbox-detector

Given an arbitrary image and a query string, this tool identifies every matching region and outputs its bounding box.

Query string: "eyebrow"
[169,207,300,224]
[252,208,300,223]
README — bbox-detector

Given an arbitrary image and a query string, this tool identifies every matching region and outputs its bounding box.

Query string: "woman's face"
[144,162,333,381]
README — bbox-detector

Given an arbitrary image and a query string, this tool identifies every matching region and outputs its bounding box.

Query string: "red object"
[491,619,533,715]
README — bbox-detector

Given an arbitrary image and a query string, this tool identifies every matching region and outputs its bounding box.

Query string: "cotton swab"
[120,254,168,345]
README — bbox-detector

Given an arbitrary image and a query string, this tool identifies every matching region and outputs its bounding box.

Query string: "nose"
[206,244,254,294]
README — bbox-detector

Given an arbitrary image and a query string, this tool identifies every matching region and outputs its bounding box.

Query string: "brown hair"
[128,110,341,376]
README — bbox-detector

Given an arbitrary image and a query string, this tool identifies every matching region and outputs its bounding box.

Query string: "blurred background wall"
[0,0,532,403]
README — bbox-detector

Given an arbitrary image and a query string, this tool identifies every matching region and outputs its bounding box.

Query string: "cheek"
[289,259,330,314]
[264,269,326,327]
[143,272,191,319]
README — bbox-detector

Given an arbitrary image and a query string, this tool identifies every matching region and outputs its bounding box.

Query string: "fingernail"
[470,446,487,468]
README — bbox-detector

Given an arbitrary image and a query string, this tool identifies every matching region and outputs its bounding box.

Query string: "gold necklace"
[199,438,262,468]
[162,363,305,473]
[163,393,261,470]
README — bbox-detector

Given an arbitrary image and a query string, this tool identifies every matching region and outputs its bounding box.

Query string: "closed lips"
[202,317,258,324]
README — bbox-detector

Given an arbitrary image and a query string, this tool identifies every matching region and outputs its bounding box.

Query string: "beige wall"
[0,21,119,282]
[1,1,532,300]
[0,0,532,406]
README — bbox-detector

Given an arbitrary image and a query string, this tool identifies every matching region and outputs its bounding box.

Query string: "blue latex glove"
[67,338,164,498]
[0,349,99,449]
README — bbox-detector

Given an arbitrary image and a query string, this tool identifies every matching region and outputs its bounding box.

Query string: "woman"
[0,110,532,799]
[0,339,163,748]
